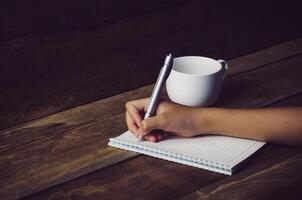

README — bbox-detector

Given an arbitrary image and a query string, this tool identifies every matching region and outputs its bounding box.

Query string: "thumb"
[138,115,167,136]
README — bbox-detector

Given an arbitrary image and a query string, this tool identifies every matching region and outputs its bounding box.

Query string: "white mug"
[166,56,228,107]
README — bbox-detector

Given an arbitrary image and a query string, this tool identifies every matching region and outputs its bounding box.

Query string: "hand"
[126,99,302,146]
[125,98,200,142]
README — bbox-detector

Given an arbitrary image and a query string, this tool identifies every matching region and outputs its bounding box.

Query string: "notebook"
[108,131,265,175]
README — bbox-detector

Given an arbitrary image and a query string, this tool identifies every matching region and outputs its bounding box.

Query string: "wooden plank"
[227,38,302,77]
[0,114,138,200]
[25,154,225,200]
[2,38,302,153]
[2,54,302,200]
[269,93,302,107]
[179,150,302,200]
[178,93,302,200]
[215,55,302,108]
[25,92,302,200]
[1,0,302,130]
[0,86,152,153]
[26,146,302,200]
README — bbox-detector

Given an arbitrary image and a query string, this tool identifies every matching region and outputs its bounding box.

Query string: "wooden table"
[1,38,302,200]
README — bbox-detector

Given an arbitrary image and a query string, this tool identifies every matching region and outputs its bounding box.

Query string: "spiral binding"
[109,138,232,175]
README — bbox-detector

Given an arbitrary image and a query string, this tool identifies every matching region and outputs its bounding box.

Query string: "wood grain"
[179,149,302,200]
[227,38,302,77]
[215,54,302,108]
[2,53,302,200]
[1,0,302,130]
[269,92,302,107]
[179,94,302,200]
[2,38,302,154]
[27,146,302,200]
[25,93,302,200]
[0,85,152,153]
[27,154,225,200]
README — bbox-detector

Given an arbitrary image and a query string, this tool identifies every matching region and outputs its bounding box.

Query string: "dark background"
[1,0,302,129]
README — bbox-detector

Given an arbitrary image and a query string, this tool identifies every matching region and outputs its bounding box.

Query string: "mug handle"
[217,59,228,80]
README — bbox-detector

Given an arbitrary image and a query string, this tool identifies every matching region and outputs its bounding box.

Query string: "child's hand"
[125,98,200,142]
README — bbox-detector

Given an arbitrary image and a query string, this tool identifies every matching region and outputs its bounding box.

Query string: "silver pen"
[138,53,173,142]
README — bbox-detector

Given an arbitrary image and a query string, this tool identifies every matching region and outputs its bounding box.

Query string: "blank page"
[109,131,265,175]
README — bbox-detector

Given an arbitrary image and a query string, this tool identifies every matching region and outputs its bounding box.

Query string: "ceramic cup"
[166,56,228,107]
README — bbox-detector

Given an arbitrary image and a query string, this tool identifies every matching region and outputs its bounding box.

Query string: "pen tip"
[138,135,143,142]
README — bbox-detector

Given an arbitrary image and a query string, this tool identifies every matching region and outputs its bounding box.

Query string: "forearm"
[193,107,302,145]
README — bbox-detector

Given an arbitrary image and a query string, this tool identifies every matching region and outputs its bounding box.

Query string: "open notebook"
[108,131,265,175]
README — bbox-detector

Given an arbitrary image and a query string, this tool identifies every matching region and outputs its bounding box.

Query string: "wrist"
[191,108,227,135]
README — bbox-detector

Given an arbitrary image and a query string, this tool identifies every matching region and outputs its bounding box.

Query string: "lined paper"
[108,131,265,175]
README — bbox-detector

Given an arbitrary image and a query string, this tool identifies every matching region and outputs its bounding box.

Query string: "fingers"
[126,98,149,112]
[143,134,157,142]
[143,133,163,143]
[138,115,168,136]
[126,111,139,137]
[125,104,142,128]
[126,98,170,141]
[125,98,149,127]
[126,98,150,137]
[126,110,163,142]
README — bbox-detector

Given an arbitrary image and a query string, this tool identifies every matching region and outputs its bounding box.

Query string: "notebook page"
[109,131,265,171]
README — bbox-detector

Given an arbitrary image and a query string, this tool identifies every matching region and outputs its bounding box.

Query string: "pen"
[138,53,173,142]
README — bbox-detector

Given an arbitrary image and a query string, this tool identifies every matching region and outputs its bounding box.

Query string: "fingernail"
[157,134,162,141]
